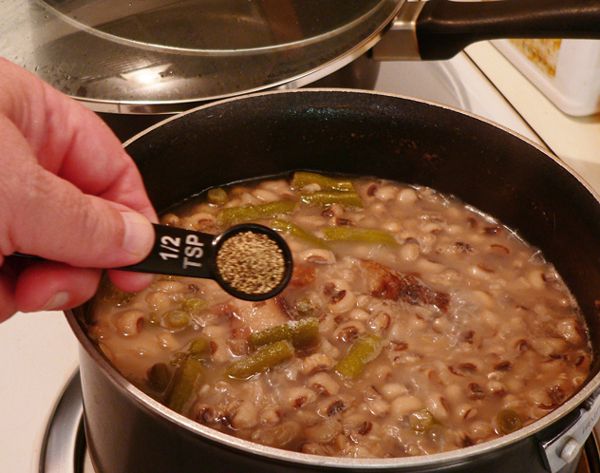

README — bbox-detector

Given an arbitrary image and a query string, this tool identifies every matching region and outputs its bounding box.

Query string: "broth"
[89,173,591,458]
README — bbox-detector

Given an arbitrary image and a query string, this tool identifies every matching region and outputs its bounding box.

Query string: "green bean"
[166,356,204,413]
[409,409,435,432]
[181,298,208,314]
[322,226,397,246]
[188,336,211,358]
[294,297,320,319]
[147,363,171,392]
[300,191,363,208]
[217,201,296,226]
[207,187,228,206]
[270,219,328,249]
[161,310,190,330]
[292,171,355,192]
[226,340,294,380]
[335,333,382,379]
[249,317,319,349]
[496,409,522,434]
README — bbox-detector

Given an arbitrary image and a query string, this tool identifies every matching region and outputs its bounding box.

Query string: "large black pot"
[67,90,600,473]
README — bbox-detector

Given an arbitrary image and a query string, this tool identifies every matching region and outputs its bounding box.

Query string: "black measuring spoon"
[123,223,293,301]
[14,223,294,301]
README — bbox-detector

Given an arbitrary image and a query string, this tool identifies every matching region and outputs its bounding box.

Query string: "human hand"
[0,58,157,322]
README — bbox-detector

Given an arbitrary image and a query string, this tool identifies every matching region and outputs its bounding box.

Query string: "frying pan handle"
[416,0,600,60]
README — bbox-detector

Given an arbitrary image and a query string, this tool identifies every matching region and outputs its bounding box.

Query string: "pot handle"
[539,388,600,473]
[372,0,600,61]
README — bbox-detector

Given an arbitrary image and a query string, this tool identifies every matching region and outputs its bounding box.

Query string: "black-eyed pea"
[390,395,424,418]
[286,387,317,409]
[527,268,545,290]
[320,339,341,359]
[155,332,178,350]
[153,279,187,293]
[300,249,336,265]
[366,396,390,417]
[114,309,145,337]
[327,281,357,315]
[432,317,449,334]
[383,220,401,232]
[305,419,342,443]
[229,400,259,429]
[368,312,391,334]
[468,265,492,280]
[302,353,335,375]
[161,213,180,226]
[426,394,450,421]
[445,384,463,403]
[487,381,506,396]
[397,188,418,204]
[480,309,500,330]
[145,292,173,313]
[556,319,583,345]
[259,179,290,194]
[182,212,216,231]
[472,290,494,308]
[374,185,398,202]
[457,404,478,421]
[252,421,302,449]
[372,364,393,382]
[349,308,370,321]
[309,372,340,396]
[252,188,280,202]
[505,377,525,392]
[380,383,409,401]
[416,258,445,274]
[240,192,259,205]
[334,321,366,343]
[260,405,282,425]
[573,375,586,387]
[468,420,493,440]
[399,241,420,262]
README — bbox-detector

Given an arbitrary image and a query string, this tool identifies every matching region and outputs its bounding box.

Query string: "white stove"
[0,48,596,473]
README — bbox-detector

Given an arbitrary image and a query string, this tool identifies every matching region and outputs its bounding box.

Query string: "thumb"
[9,168,154,268]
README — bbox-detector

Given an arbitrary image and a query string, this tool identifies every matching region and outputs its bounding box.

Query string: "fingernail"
[120,211,154,258]
[43,291,70,310]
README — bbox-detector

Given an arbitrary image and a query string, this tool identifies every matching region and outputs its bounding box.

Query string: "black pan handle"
[416,0,600,60]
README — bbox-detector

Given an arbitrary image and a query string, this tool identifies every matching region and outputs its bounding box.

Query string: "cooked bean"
[114,309,145,337]
[309,372,340,396]
[390,396,424,417]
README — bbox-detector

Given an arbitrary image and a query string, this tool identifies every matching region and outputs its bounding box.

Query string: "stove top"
[0,51,563,473]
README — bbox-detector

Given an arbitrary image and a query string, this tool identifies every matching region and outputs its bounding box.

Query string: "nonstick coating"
[75,90,600,473]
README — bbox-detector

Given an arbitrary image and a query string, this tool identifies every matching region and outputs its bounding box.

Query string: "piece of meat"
[360,260,449,312]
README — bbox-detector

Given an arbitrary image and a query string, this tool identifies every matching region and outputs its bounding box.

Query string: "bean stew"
[88,172,591,458]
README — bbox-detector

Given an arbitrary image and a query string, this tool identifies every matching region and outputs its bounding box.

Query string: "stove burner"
[40,372,600,473]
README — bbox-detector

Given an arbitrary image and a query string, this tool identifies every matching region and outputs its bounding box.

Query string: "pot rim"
[71,88,600,468]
